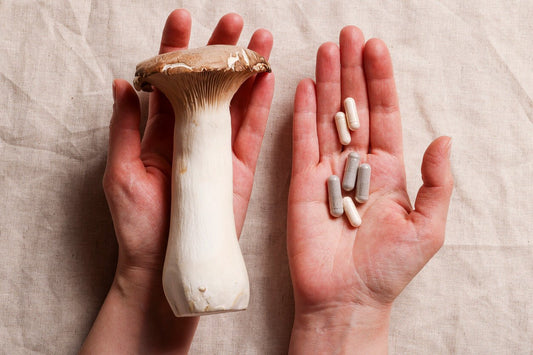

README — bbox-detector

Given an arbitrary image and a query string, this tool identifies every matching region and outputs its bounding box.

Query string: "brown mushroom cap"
[133,45,271,92]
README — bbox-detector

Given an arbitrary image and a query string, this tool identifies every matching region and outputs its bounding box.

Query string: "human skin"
[80,9,274,354]
[287,26,453,354]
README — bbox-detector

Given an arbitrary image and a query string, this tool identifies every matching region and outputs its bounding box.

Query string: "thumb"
[410,136,454,250]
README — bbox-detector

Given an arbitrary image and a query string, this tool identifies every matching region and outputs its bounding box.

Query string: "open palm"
[288,27,453,316]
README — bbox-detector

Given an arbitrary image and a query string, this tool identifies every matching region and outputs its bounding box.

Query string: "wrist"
[82,261,199,354]
[111,257,167,312]
[290,303,391,355]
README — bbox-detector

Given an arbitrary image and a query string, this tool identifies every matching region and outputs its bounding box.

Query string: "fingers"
[207,13,244,45]
[142,12,251,170]
[316,42,342,158]
[292,79,320,174]
[364,38,403,157]
[232,72,275,171]
[231,28,274,158]
[411,136,454,249]
[247,28,274,60]
[228,26,273,237]
[142,9,193,167]
[159,9,191,54]
[141,91,175,168]
[231,29,274,143]
[107,79,142,172]
[340,26,369,153]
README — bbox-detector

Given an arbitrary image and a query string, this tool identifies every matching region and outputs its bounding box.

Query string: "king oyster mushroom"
[133,45,271,316]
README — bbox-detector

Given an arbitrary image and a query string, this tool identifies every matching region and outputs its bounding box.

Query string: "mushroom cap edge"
[133,45,271,92]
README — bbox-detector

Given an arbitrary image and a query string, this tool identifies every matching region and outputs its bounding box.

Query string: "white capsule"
[344,97,360,130]
[327,175,343,217]
[334,112,351,145]
[342,152,360,191]
[342,197,361,227]
[355,163,371,203]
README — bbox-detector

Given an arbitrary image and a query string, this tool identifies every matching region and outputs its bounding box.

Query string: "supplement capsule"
[342,197,361,227]
[344,97,360,130]
[334,112,351,145]
[342,152,360,191]
[355,163,371,203]
[327,175,343,217]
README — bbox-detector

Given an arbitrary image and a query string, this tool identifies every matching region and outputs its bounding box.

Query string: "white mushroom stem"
[134,46,270,317]
[164,103,248,316]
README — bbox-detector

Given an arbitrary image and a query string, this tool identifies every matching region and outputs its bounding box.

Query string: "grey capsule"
[355,163,371,203]
[327,175,343,217]
[342,152,360,191]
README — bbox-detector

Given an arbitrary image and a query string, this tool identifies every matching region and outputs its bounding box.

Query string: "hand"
[81,9,274,354]
[287,26,452,354]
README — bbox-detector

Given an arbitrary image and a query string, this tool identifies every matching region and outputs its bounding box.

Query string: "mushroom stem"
[163,103,248,316]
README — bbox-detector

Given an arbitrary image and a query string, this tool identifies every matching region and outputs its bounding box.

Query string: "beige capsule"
[335,112,351,145]
[344,97,360,130]
[342,197,361,227]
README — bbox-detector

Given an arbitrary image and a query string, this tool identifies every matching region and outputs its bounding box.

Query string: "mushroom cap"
[134,45,271,92]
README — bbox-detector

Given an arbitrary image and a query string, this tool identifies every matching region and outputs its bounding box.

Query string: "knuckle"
[373,101,400,115]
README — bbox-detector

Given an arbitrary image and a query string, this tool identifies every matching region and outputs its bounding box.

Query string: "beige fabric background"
[1,0,532,353]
